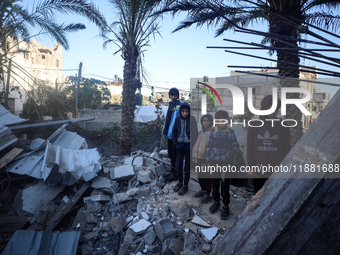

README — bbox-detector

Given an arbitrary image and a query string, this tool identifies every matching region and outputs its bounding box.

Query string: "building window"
[42,55,45,59]
[252,87,256,94]
[24,52,29,59]
[6,42,11,51]
[56,59,59,67]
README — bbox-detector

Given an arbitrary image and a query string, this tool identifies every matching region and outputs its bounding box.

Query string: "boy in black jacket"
[172,102,198,195]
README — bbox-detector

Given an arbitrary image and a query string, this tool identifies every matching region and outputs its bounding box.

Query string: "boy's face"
[216,124,228,131]
[170,93,178,102]
[202,117,211,129]
[181,108,189,119]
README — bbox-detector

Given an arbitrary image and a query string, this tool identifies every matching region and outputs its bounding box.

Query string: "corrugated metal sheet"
[1,230,80,255]
[0,125,18,151]
[7,124,97,184]
[42,141,101,184]
[0,104,27,126]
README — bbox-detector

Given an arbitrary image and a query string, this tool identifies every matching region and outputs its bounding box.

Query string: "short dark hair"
[169,87,179,98]
[215,110,229,119]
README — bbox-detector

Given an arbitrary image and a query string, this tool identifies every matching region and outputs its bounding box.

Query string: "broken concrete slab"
[91,176,119,193]
[126,187,139,196]
[137,169,152,183]
[110,164,135,181]
[161,238,184,255]
[155,218,177,241]
[113,193,133,204]
[143,229,157,246]
[125,156,143,166]
[200,227,218,243]
[169,199,190,219]
[110,215,127,235]
[13,180,64,215]
[85,201,102,214]
[155,164,169,177]
[191,215,211,228]
[130,219,152,235]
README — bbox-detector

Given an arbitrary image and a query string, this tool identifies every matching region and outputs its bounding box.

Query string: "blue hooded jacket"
[162,99,181,139]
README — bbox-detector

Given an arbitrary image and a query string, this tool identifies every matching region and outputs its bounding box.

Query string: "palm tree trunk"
[119,48,139,155]
[271,9,303,146]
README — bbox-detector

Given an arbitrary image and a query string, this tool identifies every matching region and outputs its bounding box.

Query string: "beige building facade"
[1,38,64,115]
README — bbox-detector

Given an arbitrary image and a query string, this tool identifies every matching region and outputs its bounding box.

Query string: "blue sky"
[23,0,339,98]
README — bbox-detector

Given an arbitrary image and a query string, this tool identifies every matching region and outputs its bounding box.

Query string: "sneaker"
[220,206,230,220]
[199,194,212,204]
[193,190,205,198]
[209,203,220,213]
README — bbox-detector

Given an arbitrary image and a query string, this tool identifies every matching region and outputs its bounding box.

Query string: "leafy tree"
[0,0,106,109]
[102,0,163,155]
[22,80,70,120]
[65,76,111,110]
[158,0,340,145]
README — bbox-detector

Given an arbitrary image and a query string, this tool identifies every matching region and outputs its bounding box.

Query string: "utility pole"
[5,59,12,110]
[75,62,82,118]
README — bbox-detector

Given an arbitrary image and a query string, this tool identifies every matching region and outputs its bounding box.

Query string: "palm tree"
[102,0,162,155]
[158,0,340,145]
[0,0,106,109]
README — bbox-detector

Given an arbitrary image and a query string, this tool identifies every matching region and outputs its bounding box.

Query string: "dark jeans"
[253,178,268,193]
[211,178,230,207]
[175,143,190,186]
[168,139,177,176]
[197,159,211,194]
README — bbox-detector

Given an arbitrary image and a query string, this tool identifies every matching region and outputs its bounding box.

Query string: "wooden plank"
[212,90,340,255]
[0,148,23,170]
[45,183,90,231]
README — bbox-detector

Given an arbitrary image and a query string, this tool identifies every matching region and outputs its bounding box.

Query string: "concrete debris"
[130,219,152,235]
[124,156,143,166]
[200,227,219,242]
[161,238,184,255]
[155,218,177,241]
[110,164,135,181]
[91,176,119,193]
[113,193,133,204]
[2,147,255,255]
[136,169,152,183]
[13,180,64,215]
[191,215,211,228]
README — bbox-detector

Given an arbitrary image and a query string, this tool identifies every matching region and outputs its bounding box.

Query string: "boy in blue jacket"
[162,88,181,182]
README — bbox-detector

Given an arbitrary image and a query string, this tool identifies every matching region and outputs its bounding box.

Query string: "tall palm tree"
[158,0,340,145]
[102,0,162,155]
[0,0,106,109]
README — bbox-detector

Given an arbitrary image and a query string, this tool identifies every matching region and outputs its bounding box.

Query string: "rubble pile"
[1,131,254,255]
[53,151,252,255]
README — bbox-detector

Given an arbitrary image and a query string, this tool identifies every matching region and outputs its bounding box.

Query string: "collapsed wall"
[212,90,340,254]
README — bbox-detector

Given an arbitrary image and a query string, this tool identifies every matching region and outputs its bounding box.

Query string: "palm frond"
[305,11,340,32]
